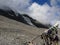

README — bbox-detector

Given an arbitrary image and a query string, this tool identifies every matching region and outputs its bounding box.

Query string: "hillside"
[0,15,60,45]
[0,15,47,45]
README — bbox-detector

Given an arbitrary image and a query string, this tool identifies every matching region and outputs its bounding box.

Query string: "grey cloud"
[0,0,31,13]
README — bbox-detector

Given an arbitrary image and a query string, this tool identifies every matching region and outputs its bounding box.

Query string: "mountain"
[0,13,60,45]
[0,8,51,28]
[0,15,47,45]
[0,9,29,25]
[23,14,51,28]
[0,9,60,45]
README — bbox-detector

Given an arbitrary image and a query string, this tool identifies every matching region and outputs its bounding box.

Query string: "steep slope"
[0,15,47,45]
[0,15,60,45]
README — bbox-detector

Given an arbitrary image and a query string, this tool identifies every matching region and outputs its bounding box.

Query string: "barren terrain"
[0,15,60,45]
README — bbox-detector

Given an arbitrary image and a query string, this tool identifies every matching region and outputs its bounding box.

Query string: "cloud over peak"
[28,2,52,24]
[27,2,60,26]
[0,0,60,27]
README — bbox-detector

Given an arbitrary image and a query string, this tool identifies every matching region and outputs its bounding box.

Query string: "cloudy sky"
[0,0,60,27]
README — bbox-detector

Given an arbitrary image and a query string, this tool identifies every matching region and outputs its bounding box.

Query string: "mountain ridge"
[0,8,51,28]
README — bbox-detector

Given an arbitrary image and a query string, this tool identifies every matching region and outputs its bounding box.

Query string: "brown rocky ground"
[0,15,60,45]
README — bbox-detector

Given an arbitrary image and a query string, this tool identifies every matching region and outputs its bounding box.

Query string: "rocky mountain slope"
[0,15,47,45]
[0,15,60,45]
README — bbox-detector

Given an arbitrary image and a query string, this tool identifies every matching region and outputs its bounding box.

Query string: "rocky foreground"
[0,15,60,45]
